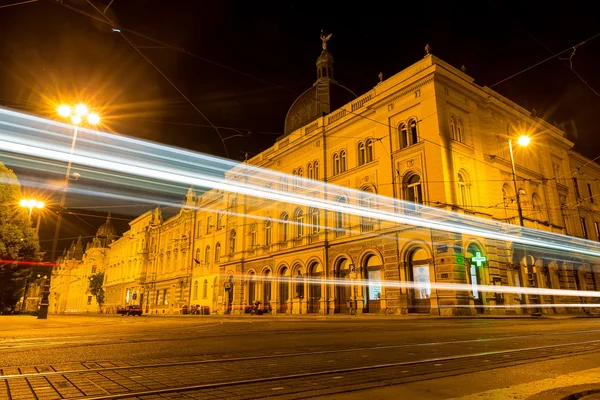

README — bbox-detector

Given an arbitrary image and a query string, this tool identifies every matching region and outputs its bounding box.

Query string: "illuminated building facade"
[51,42,600,316]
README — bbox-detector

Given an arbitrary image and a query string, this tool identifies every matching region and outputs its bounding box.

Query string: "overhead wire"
[0,0,37,9]
[46,0,591,184]
[487,0,600,97]
[22,0,600,227]
[489,30,600,88]
[82,0,230,158]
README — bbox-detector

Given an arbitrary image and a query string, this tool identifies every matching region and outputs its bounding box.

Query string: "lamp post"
[38,104,100,320]
[507,122,531,227]
[19,199,44,235]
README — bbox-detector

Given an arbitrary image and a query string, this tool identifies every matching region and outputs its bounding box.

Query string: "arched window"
[309,207,319,235]
[215,242,221,262]
[308,163,314,180]
[532,193,545,220]
[248,272,256,303]
[265,219,272,246]
[450,116,457,140]
[229,230,236,254]
[456,119,464,143]
[409,119,418,144]
[293,168,303,188]
[195,248,201,264]
[204,246,211,267]
[280,213,289,242]
[360,187,377,232]
[399,123,408,149]
[250,223,258,247]
[405,174,423,209]
[340,150,347,173]
[358,142,366,166]
[335,197,347,237]
[206,215,213,233]
[366,138,374,162]
[202,279,208,299]
[457,172,471,208]
[333,153,340,175]
[193,280,198,300]
[466,244,484,307]
[314,161,319,180]
[295,208,304,238]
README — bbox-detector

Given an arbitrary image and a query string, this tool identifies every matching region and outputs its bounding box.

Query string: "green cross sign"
[471,252,487,267]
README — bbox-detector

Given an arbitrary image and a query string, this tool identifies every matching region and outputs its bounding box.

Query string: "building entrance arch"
[407,248,431,313]
[307,262,323,314]
[224,274,234,315]
[465,243,485,313]
[262,269,272,308]
[334,258,351,314]
[278,266,289,314]
[362,253,383,313]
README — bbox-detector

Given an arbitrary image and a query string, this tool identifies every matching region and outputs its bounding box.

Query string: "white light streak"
[1,106,600,265]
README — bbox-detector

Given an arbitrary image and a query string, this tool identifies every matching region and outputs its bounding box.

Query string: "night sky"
[1,0,599,257]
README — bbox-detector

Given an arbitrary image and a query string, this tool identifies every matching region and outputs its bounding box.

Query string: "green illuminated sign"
[471,252,486,267]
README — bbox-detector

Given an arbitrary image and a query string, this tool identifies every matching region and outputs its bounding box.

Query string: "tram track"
[2,328,600,380]
[1,334,599,400]
[56,340,600,400]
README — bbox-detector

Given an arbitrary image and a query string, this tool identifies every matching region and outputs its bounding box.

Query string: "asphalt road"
[0,315,599,399]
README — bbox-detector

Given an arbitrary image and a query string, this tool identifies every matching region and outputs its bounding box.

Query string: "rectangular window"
[368,270,382,300]
[197,220,202,237]
[206,216,213,233]
[163,289,168,305]
[87,296,92,305]
[91,266,97,274]
[587,183,594,203]
[573,177,581,198]
[552,163,561,180]
[581,217,589,239]
[595,221,600,242]
[156,290,160,305]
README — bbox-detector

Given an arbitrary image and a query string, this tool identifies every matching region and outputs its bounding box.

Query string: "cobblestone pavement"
[1,316,599,399]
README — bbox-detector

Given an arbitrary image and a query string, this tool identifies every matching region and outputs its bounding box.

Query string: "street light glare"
[87,113,100,125]
[517,135,531,147]
[75,104,88,116]
[71,115,82,125]
[20,199,43,208]
[57,105,71,117]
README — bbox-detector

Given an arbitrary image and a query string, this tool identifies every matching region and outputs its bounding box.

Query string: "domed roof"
[282,38,356,136]
[96,213,116,240]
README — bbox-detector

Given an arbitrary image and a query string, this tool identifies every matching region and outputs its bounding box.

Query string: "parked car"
[116,305,143,316]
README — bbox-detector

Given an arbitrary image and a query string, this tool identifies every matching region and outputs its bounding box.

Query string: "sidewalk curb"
[39,313,595,321]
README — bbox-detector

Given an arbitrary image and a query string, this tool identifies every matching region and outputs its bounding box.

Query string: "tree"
[0,162,40,311]
[88,272,105,311]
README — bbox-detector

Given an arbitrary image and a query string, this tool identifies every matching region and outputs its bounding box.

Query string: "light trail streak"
[2,107,600,263]
[224,273,600,299]
[5,137,600,261]
[0,260,56,267]
[442,304,598,308]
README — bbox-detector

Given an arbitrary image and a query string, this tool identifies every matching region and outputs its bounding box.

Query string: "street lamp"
[507,122,531,227]
[19,199,44,235]
[39,103,100,320]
